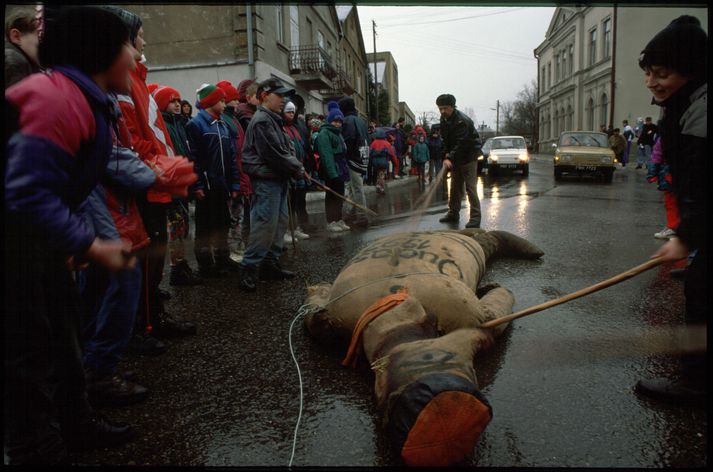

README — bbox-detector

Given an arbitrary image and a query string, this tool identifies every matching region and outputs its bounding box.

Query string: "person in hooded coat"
[338,96,370,226]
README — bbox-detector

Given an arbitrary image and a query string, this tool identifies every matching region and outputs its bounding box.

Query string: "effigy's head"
[362,298,497,466]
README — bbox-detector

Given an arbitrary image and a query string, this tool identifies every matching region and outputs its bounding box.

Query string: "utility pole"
[372,20,378,125]
[491,100,500,136]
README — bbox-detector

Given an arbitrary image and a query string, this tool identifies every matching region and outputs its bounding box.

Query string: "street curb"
[305,174,418,202]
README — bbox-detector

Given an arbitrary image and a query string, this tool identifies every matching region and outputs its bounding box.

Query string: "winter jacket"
[440,108,482,165]
[412,142,430,164]
[242,105,304,181]
[428,136,443,161]
[637,122,658,146]
[315,123,349,182]
[608,134,627,159]
[4,39,40,89]
[223,106,253,196]
[162,111,191,157]
[83,98,156,252]
[284,122,308,189]
[117,60,175,203]
[5,65,116,255]
[369,130,399,172]
[186,109,241,197]
[656,80,707,251]
[646,137,672,192]
[236,102,257,131]
[338,97,370,175]
[343,118,370,174]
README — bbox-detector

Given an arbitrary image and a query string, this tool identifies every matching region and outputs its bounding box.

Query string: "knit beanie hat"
[284,101,297,113]
[102,6,142,47]
[436,94,456,107]
[237,79,256,103]
[327,100,340,112]
[147,83,159,95]
[39,6,130,76]
[639,15,707,80]
[196,83,226,109]
[327,108,344,124]
[338,96,356,115]
[216,80,240,103]
[154,85,181,111]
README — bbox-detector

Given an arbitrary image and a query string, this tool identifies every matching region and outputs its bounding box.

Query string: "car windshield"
[482,140,491,151]
[491,138,526,150]
[559,132,608,148]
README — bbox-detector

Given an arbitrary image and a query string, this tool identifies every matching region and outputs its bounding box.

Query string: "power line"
[379,7,526,28]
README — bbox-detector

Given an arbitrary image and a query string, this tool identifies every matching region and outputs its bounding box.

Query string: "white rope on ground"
[287,304,321,467]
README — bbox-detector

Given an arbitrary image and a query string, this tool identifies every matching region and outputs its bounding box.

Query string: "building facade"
[367,51,400,125]
[331,6,369,117]
[398,102,415,126]
[534,6,707,152]
[122,4,364,116]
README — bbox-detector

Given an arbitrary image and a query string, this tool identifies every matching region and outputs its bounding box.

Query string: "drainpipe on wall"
[609,5,617,128]
[247,4,255,79]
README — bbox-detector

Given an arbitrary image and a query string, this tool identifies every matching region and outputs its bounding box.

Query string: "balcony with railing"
[289,46,337,90]
[319,67,355,99]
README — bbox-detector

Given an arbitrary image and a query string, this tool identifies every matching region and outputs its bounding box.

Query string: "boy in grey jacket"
[239,78,305,292]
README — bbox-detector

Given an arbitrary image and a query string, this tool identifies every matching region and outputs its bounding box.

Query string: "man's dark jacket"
[339,97,369,174]
[440,108,482,165]
[657,81,707,252]
[241,105,304,181]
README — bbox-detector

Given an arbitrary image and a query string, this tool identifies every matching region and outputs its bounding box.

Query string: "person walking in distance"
[636,116,658,169]
[436,93,483,228]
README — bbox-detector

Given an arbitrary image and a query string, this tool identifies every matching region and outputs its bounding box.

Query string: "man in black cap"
[436,93,483,228]
[239,78,305,291]
[634,15,707,407]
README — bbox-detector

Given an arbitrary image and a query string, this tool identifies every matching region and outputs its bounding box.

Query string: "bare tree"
[501,80,538,141]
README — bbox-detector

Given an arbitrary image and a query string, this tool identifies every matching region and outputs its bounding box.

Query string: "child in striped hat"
[186,83,242,278]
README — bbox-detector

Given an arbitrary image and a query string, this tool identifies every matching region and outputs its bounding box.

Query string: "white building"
[534,6,707,152]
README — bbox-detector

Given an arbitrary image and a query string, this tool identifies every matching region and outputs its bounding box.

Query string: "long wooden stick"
[480,256,668,329]
[305,173,378,217]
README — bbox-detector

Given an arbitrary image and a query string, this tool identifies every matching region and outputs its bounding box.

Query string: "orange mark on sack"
[401,391,492,467]
[341,288,409,369]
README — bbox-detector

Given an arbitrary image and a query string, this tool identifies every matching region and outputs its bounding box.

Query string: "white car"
[487,136,530,177]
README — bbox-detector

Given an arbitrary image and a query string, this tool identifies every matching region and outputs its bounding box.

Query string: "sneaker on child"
[654,227,676,239]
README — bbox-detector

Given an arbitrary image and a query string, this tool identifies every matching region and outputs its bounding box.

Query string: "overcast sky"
[357,6,556,127]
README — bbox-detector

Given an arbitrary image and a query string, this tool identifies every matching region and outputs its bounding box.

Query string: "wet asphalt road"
[74,158,706,467]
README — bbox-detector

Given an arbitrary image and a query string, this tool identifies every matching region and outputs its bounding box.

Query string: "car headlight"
[554,155,560,161]
[490,154,499,162]
[601,156,612,164]
[478,155,484,161]
[519,153,529,162]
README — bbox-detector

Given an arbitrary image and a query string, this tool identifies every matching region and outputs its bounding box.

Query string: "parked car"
[487,136,529,177]
[552,131,616,183]
[477,138,492,174]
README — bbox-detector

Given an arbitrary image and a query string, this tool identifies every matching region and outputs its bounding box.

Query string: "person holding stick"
[633,15,707,406]
[436,93,483,229]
